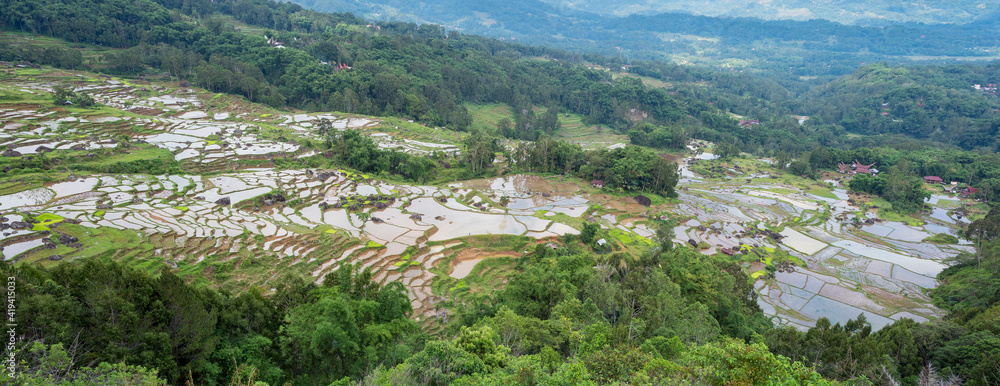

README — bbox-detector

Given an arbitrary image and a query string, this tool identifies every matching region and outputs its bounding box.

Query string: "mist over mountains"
[290,0,1000,76]
[538,0,1000,25]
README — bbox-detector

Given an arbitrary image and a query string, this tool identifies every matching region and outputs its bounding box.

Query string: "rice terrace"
[1,68,977,331]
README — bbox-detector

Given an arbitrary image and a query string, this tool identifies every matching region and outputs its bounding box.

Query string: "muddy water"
[779,228,827,255]
[798,295,894,330]
[450,258,483,279]
[407,197,527,241]
[831,240,945,277]
[461,175,580,195]
[48,178,99,198]
[2,239,47,260]
[1,188,55,208]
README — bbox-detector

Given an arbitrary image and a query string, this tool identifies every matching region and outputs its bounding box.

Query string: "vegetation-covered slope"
[3,0,1000,385]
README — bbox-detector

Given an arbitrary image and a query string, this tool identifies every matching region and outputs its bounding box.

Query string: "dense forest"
[0,0,740,137]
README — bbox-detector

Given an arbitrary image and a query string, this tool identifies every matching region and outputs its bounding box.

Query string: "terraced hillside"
[0,68,649,322]
[1,66,980,332]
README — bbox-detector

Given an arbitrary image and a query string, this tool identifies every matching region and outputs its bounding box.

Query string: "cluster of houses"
[973,84,998,95]
[266,36,285,48]
[836,160,878,175]
[319,62,352,71]
[923,176,979,197]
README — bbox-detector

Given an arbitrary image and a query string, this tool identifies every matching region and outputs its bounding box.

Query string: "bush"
[923,233,959,244]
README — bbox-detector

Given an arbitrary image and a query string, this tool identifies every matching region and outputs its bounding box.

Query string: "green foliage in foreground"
[0,342,165,385]
[2,237,826,385]
[2,259,416,385]
[9,215,1000,385]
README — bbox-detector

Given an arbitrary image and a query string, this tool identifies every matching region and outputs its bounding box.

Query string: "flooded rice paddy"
[0,73,976,328]
[672,167,971,330]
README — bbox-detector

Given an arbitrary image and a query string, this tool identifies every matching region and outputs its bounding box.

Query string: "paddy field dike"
[1,68,980,331]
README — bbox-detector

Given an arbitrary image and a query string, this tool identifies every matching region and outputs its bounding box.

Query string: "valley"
[1,68,978,333]
[4,0,1000,381]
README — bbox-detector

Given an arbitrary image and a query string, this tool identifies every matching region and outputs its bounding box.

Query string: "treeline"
[497,107,559,141]
[509,137,680,196]
[1,258,417,385]
[627,122,687,149]
[0,0,752,136]
[321,127,680,197]
[323,127,439,183]
[849,173,929,213]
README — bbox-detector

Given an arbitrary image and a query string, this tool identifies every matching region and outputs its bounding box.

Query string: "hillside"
[801,63,1000,150]
[3,0,1000,385]
[541,0,1000,25]
[4,64,998,385]
[294,0,1000,76]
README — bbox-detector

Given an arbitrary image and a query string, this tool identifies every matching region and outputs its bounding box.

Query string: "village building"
[854,160,876,174]
[836,160,877,175]
[266,36,285,48]
[924,176,944,184]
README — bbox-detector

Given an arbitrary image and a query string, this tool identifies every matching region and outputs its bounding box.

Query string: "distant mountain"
[289,0,1000,77]
[289,0,600,36]
[537,0,1000,25]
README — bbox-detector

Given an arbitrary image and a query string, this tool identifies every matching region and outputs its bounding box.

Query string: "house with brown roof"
[961,186,979,198]
[924,176,943,184]
[854,160,875,174]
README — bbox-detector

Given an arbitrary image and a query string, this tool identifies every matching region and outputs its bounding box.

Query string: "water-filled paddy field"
[0,72,978,329]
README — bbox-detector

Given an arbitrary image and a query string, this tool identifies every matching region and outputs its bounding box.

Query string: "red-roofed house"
[961,186,979,198]
[267,37,285,48]
[924,176,943,184]
[854,160,876,174]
